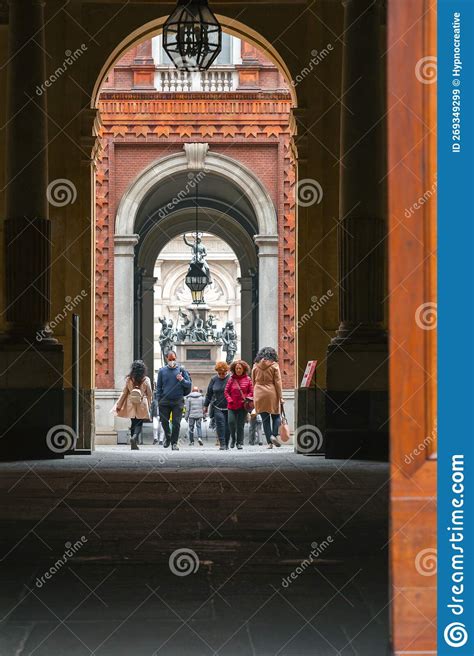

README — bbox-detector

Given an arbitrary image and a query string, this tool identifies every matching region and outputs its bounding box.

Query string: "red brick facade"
[95,39,295,389]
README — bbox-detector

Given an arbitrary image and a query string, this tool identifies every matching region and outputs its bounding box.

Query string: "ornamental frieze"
[105,124,290,139]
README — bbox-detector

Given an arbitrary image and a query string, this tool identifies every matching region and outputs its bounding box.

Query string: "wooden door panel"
[388,0,437,652]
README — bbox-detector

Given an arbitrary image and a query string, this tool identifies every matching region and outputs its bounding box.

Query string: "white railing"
[200,69,236,92]
[158,69,192,92]
[156,67,237,93]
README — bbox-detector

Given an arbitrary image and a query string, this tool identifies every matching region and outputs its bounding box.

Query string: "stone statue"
[205,314,218,342]
[158,316,175,363]
[183,233,211,283]
[176,308,192,342]
[190,309,207,342]
[221,320,237,364]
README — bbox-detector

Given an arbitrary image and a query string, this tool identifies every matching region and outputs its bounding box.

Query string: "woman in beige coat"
[116,360,153,450]
[251,347,283,449]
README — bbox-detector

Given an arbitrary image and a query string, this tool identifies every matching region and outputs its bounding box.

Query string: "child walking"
[185,386,205,446]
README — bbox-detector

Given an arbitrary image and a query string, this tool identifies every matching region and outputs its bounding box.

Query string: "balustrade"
[156,67,237,92]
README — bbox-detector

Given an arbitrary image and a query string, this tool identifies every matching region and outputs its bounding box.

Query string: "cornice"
[99,91,292,102]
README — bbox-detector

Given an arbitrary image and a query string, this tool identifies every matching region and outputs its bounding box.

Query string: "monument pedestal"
[175,341,223,391]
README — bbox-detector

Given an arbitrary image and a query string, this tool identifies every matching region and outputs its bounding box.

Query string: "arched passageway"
[0,1,437,651]
[91,25,298,445]
[96,143,293,441]
[113,148,278,388]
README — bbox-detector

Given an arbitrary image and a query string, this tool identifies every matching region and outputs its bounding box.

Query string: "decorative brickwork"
[282,141,296,386]
[95,140,113,389]
[95,40,296,390]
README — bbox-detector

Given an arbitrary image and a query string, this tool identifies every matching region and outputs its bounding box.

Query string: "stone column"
[0,0,65,459]
[254,235,279,350]
[333,0,386,345]
[141,274,157,381]
[4,0,52,340]
[237,276,253,365]
[114,235,139,388]
[325,0,388,460]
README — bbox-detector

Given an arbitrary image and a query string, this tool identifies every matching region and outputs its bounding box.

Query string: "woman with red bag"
[224,360,253,449]
[252,347,283,449]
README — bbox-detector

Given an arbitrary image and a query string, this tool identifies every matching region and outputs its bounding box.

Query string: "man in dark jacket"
[156,351,192,450]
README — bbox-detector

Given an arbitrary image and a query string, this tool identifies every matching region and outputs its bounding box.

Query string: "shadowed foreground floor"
[0,445,390,655]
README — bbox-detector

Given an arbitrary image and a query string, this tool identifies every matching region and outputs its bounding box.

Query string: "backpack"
[180,367,192,395]
[129,385,143,405]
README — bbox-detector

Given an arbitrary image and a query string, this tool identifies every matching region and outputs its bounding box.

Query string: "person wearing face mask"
[224,360,253,450]
[204,361,231,450]
[156,350,192,450]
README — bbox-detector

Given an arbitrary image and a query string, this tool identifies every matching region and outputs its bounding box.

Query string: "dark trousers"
[228,408,247,446]
[159,401,184,445]
[261,412,281,444]
[214,408,230,447]
[130,418,144,442]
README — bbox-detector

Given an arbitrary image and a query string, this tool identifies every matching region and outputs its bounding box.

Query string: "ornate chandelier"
[163,0,222,72]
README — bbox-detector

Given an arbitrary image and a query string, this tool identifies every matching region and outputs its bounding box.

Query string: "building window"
[153,33,240,92]
[154,33,236,67]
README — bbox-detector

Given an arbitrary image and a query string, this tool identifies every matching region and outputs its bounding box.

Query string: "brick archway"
[113,147,278,390]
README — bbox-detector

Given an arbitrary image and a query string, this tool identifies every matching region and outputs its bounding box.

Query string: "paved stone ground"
[0,445,390,655]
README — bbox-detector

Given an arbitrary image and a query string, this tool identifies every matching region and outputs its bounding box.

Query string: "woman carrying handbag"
[115,360,152,450]
[252,347,283,449]
[224,360,253,449]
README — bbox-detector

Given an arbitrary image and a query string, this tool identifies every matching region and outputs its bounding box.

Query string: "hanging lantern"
[185,261,209,304]
[163,0,222,72]
[183,180,211,303]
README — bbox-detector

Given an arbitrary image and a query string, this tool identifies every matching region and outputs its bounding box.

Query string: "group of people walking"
[115,346,285,451]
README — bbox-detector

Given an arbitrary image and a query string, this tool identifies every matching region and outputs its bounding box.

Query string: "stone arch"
[114,147,278,386]
[115,149,277,237]
[138,208,258,275]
